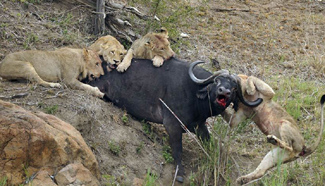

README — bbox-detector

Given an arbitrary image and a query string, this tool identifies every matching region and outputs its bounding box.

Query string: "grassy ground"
[1,0,324,185]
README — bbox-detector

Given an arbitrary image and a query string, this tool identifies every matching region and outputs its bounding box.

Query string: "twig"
[0,92,29,99]
[45,90,66,99]
[172,165,178,186]
[159,98,211,160]
[213,8,250,12]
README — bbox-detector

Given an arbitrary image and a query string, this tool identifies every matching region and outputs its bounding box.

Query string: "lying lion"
[0,48,105,98]
[89,35,127,68]
[222,75,324,185]
[117,27,175,72]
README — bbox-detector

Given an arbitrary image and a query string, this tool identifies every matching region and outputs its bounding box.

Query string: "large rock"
[0,100,100,185]
[55,163,100,186]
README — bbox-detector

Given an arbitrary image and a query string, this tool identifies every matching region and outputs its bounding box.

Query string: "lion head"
[89,35,127,66]
[83,49,104,81]
[99,43,127,66]
[135,27,175,60]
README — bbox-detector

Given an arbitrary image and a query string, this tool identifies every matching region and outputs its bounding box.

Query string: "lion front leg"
[66,79,104,98]
[117,49,133,72]
[152,55,164,67]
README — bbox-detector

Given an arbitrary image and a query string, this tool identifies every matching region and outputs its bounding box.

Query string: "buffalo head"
[188,61,263,111]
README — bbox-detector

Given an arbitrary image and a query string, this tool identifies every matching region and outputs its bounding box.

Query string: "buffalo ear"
[197,86,209,99]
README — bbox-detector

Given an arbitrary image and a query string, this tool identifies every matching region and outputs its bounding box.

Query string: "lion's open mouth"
[216,95,228,107]
[109,64,117,69]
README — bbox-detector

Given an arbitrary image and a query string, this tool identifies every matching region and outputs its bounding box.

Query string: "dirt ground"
[0,0,325,185]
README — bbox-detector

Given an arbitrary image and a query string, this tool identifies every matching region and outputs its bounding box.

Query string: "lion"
[222,75,324,185]
[0,48,105,98]
[88,35,127,68]
[116,27,175,72]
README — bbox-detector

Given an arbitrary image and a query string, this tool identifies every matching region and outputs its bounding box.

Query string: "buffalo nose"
[218,87,231,96]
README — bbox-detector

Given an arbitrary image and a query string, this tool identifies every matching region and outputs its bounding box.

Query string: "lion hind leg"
[267,135,293,152]
[237,147,291,185]
[1,60,61,88]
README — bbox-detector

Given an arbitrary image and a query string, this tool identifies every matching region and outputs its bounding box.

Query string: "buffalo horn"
[234,75,263,107]
[189,61,229,85]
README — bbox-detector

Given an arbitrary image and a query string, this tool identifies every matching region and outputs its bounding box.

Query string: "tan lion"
[0,48,105,98]
[222,75,324,185]
[89,35,127,68]
[117,27,175,72]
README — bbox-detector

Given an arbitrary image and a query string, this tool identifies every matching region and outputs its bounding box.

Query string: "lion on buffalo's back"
[0,48,104,97]
[116,27,175,72]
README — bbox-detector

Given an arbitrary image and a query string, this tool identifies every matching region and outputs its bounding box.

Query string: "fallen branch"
[0,92,29,99]
[172,165,179,186]
[213,8,250,12]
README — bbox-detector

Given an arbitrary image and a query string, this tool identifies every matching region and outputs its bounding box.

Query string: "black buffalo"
[88,57,262,182]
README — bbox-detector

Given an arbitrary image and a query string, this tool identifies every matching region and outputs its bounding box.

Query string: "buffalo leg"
[196,121,210,142]
[163,115,185,183]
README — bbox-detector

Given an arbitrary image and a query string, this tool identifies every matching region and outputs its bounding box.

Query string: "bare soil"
[1,0,325,185]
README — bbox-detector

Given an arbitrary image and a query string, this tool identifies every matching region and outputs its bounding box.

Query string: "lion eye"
[111,51,115,54]
[96,63,99,67]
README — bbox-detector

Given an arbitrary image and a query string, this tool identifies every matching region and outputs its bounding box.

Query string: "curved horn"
[234,75,263,107]
[189,61,229,85]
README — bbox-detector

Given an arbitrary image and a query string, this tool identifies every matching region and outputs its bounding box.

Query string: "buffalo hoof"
[176,175,184,183]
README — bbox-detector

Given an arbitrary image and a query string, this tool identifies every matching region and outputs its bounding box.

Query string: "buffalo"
[88,57,262,182]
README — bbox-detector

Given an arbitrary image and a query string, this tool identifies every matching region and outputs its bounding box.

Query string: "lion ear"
[98,44,109,55]
[159,27,168,36]
[145,40,152,49]
[83,48,90,63]
[100,43,109,50]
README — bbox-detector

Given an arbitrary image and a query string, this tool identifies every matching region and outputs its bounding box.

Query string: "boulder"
[55,163,99,186]
[0,100,100,185]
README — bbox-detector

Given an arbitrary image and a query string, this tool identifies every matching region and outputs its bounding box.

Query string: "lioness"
[89,35,127,68]
[222,75,324,185]
[117,27,175,72]
[0,48,104,98]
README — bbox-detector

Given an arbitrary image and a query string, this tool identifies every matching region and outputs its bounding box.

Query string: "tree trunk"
[94,0,105,35]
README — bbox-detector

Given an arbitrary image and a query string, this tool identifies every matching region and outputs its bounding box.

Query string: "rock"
[28,170,57,186]
[0,100,99,185]
[55,163,99,186]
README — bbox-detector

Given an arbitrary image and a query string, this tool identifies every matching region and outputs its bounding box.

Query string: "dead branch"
[94,0,105,34]
[0,92,29,99]
[213,8,250,12]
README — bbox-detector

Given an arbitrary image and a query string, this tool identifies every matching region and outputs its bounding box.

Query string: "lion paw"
[267,135,278,145]
[116,63,129,72]
[49,83,62,88]
[152,56,164,67]
[236,176,250,185]
[93,87,104,98]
